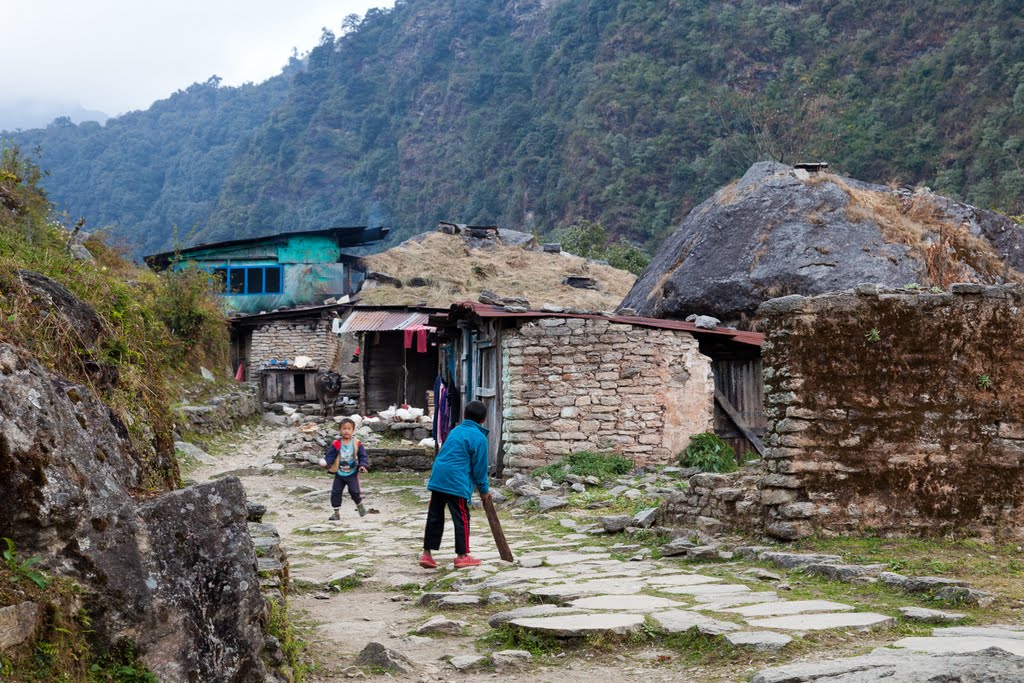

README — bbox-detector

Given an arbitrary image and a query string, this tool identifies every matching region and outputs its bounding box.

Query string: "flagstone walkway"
[190,423,1024,682]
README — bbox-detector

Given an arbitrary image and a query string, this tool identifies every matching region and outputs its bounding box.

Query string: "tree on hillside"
[557,219,650,275]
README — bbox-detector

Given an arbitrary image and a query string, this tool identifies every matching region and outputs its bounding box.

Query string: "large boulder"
[0,343,268,681]
[621,162,1024,321]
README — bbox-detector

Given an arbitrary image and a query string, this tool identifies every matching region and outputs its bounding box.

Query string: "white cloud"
[1,0,393,116]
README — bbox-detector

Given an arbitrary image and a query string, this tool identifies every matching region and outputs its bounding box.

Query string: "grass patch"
[1,146,231,492]
[564,489,662,516]
[266,597,313,683]
[679,433,739,473]
[532,451,634,484]
[654,628,738,663]
[789,535,1024,607]
[328,575,363,592]
[478,625,565,656]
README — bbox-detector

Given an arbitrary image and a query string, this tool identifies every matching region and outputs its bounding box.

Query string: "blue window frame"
[205,265,282,296]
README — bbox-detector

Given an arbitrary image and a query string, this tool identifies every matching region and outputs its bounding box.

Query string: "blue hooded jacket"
[427,419,490,500]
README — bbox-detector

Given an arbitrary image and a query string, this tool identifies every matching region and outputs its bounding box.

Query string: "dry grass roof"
[819,174,1022,287]
[358,232,636,310]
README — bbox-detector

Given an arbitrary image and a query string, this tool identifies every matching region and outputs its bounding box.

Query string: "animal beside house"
[315,370,342,417]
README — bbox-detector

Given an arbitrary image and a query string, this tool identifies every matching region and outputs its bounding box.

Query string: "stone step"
[509,613,646,637]
[650,609,742,635]
[746,612,896,631]
[720,599,854,617]
[488,605,588,628]
[657,583,752,597]
[568,595,683,611]
[646,574,724,587]
[529,580,645,601]
[725,631,793,651]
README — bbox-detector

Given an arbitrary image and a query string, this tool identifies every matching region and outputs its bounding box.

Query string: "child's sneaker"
[327,511,340,521]
[453,555,482,569]
[419,553,437,569]
[357,503,367,517]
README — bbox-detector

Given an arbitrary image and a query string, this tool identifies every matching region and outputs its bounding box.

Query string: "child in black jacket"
[320,418,369,520]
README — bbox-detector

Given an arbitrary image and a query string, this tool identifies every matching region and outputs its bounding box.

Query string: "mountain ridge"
[6,0,1024,258]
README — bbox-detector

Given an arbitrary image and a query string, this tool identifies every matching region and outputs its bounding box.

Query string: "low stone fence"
[175,383,261,436]
[661,471,766,537]
[366,447,434,471]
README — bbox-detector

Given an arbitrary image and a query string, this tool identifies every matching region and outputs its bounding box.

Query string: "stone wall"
[249,319,341,374]
[756,284,1024,540]
[176,383,261,436]
[661,471,766,537]
[501,318,715,472]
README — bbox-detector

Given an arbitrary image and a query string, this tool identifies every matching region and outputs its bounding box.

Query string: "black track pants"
[331,473,362,507]
[422,491,470,555]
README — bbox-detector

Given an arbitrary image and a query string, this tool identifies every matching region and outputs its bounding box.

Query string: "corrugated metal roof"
[441,302,763,347]
[337,310,434,333]
[227,294,361,324]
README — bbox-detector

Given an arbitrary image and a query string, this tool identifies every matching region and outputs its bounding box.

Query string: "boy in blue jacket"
[320,418,369,520]
[420,400,491,569]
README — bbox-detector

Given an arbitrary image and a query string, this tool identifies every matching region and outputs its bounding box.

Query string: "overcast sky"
[2,1,394,119]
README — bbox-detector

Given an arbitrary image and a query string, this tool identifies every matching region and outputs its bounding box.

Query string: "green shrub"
[680,433,737,473]
[0,145,230,491]
[2,537,48,589]
[532,450,634,483]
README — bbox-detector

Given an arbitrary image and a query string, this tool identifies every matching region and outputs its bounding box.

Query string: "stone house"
[228,302,356,403]
[145,226,388,316]
[430,302,763,476]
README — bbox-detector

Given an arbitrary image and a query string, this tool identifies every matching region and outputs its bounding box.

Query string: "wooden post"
[481,495,514,562]
[357,332,366,416]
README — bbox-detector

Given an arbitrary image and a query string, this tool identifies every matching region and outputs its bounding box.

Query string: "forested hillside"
[6,0,1024,257]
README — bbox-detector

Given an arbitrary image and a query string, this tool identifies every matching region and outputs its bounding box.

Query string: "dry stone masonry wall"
[500,318,714,472]
[757,283,1024,540]
[176,383,261,435]
[249,320,340,374]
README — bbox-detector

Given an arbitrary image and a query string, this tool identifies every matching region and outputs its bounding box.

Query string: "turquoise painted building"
[145,227,389,315]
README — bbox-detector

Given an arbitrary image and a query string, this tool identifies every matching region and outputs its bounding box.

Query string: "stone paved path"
[190,423,1024,682]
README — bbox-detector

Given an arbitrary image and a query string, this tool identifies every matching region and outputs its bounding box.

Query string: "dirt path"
[189,423,723,682]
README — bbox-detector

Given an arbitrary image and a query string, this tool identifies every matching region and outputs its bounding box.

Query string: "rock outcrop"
[0,343,269,681]
[621,162,1024,321]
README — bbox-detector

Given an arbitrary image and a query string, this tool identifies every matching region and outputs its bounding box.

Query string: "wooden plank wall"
[712,357,766,460]
[363,332,439,413]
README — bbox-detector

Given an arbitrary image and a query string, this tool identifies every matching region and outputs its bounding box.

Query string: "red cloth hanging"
[404,328,415,349]
[416,327,427,353]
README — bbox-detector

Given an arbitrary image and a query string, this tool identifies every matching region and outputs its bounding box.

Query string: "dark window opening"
[294,374,306,395]
[265,267,282,294]
[246,268,264,294]
[229,269,245,294]
[212,268,228,293]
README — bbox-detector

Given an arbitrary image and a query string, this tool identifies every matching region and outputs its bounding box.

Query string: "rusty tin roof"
[436,301,763,347]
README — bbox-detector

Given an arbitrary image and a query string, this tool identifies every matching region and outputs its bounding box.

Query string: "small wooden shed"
[336,306,447,414]
[260,366,321,403]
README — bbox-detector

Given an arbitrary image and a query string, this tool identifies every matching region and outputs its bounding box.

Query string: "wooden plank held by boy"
[481,495,514,562]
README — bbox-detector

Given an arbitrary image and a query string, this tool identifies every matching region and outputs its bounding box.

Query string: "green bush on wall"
[680,433,737,473]
[532,450,634,483]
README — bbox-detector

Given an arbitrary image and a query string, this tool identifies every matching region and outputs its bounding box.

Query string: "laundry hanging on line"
[403,325,431,352]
